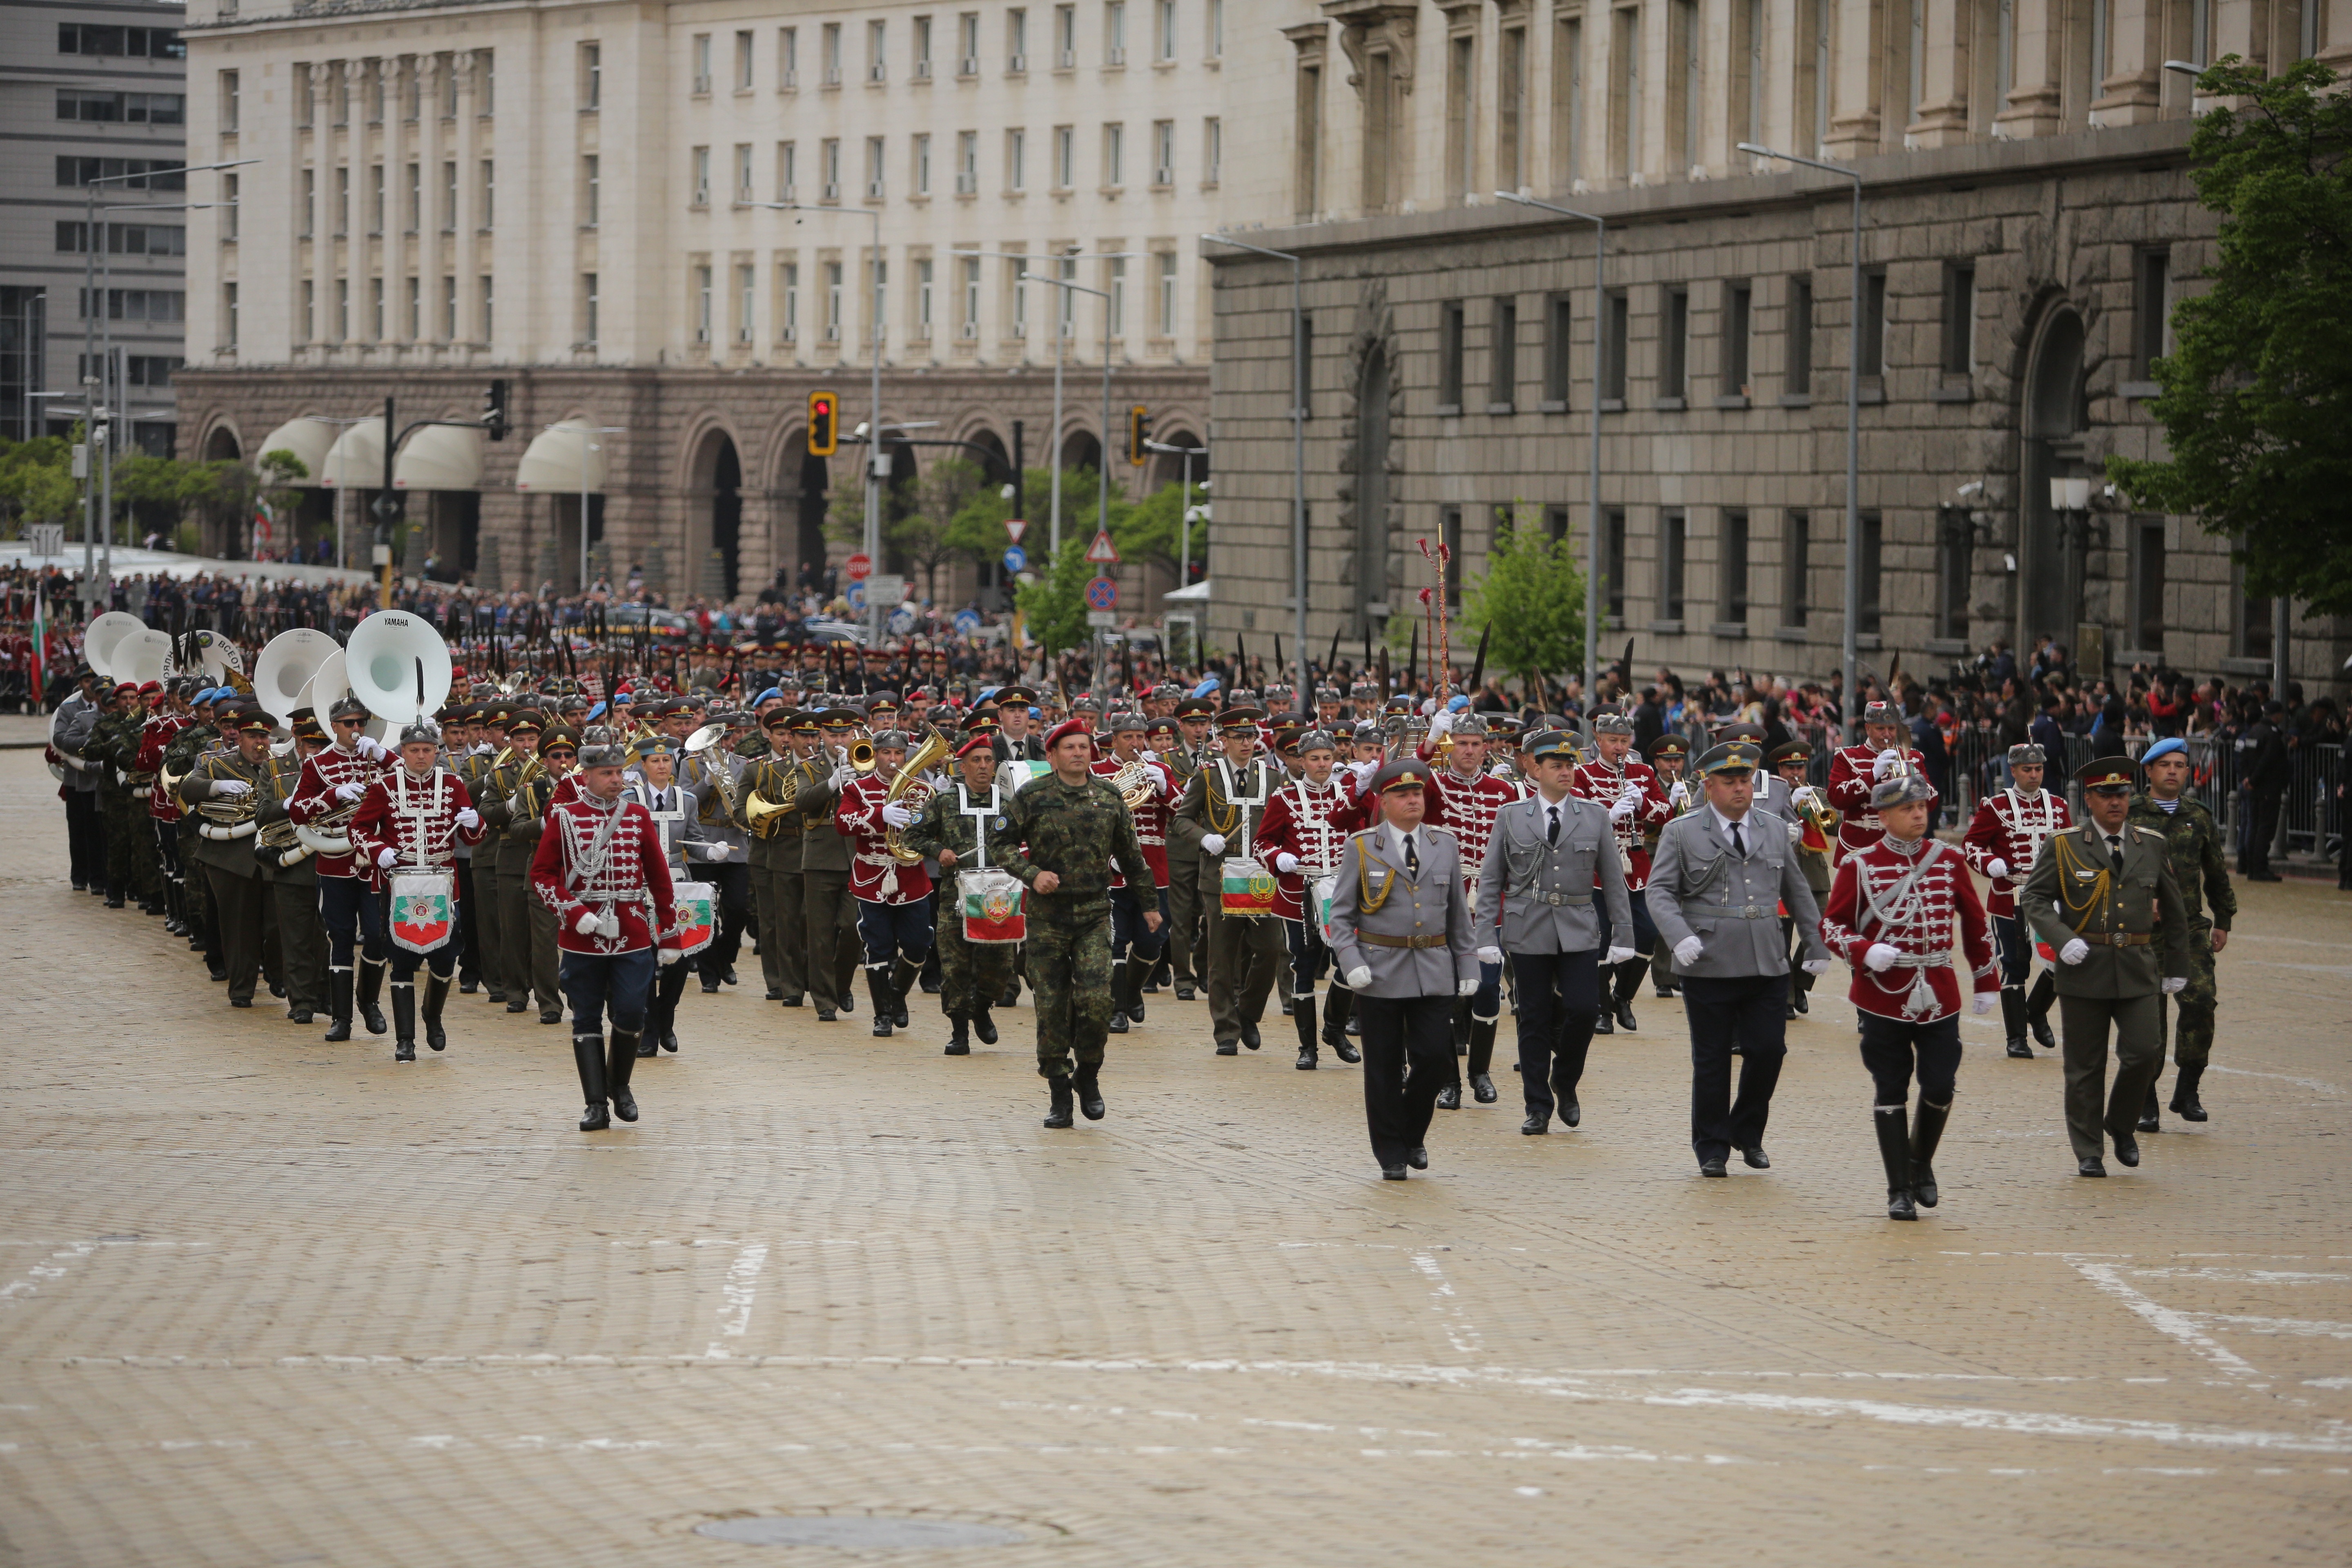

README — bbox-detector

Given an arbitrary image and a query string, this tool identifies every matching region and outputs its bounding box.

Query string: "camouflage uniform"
[993,770,1155,1081]
[898,784,1021,1020]
[90,708,141,902]
[2127,791,2236,1078]
[163,722,222,965]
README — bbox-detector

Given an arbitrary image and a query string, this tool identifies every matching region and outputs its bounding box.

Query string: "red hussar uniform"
[1960,781,2073,1050]
[1255,774,1357,921]
[532,781,680,1124]
[1819,837,1999,1023]
[1094,754,1178,888]
[835,767,935,1036]
[290,741,391,881]
[350,762,485,1054]
[292,736,396,1032]
[1570,755,1673,893]
[1094,751,1178,1029]
[1826,742,1927,860]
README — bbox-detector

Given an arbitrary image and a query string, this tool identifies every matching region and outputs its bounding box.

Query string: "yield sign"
[1004,517,1028,545]
[1084,529,1121,565]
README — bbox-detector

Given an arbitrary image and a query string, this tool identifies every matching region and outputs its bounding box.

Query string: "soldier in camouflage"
[2128,737,2236,1128]
[161,697,226,977]
[897,722,1018,1055]
[88,684,141,908]
[992,718,1159,1128]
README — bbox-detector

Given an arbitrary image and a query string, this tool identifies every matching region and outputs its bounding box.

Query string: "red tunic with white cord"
[1825,743,1927,860]
[347,765,484,891]
[289,741,393,879]
[1423,761,1521,899]
[137,711,188,824]
[1093,754,1177,887]
[1253,776,1357,920]
[1570,757,1672,892]
[530,789,679,956]
[835,771,934,904]
[1960,786,2072,918]
[1818,835,1999,1021]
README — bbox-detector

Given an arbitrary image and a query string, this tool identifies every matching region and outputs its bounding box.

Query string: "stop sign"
[844,552,873,582]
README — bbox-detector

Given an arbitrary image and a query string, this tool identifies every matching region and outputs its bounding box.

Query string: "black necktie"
[2106,833,2124,871]
[1547,805,1560,845]
[1404,834,1419,878]
[1731,821,1746,859]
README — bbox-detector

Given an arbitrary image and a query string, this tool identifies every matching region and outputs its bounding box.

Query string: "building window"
[220,70,240,131]
[479,160,495,229]
[734,29,754,90]
[2134,250,2169,377]
[1054,125,1075,188]
[1058,250,1078,337]
[478,50,495,115]
[1783,510,1810,626]
[1157,251,1177,337]
[960,12,981,74]
[1154,119,1176,186]
[738,263,756,342]
[581,155,599,227]
[1659,509,1686,621]
[56,90,187,125]
[223,172,240,240]
[915,134,933,196]
[1103,122,1124,187]
[582,272,598,345]
[823,22,842,84]
[1857,511,1883,634]
[480,275,494,341]
[871,257,889,340]
[696,265,713,342]
[1937,506,1973,640]
[780,28,799,89]
[441,277,456,339]
[868,18,888,81]
[918,257,936,337]
[1543,292,1573,405]
[1294,64,1321,216]
[1604,508,1627,620]
[962,254,982,338]
[1007,128,1026,190]
[1858,270,1887,379]
[370,276,385,341]
[781,261,800,343]
[1438,300,1466,410]
[1661,287,1689,404]
[1489,296,1517,410]
[1722,509,1750,623]
[405,162,421,233]
[1209,0,1223,56]
[1555,15,1585,182]
[368,165,385,235]
[1105,0,1127,65]
[1497,26,1526,191]
[957,131,978,194]
[1157,0,1177,60]
[582,42,601,109]
[1009,254,1029,335]
[1668,0,1698,169]
[1787,275,1814,397]
[299,280,314,341]
[1941,261,1976,376]
[1724,281,1752,396]
[1602,289,1628,403]
[1008,7,1028,71]
[823,140,841,201]
[825,261,844,341]
[1107,255,1127,337]
[405,277,419,340]
[334,279,348,341]
[1546,505,1570,542]
[693,33,713,94]
[2129,517,2165,652]
[866,136,886,199]
[2233,557,2270,660]
[1444,31,1475,203]
[735,144,754,203]
[1205,116,1222,183]
[1611,4,1639,180]
[778,141,797,202]
[335,167,350,236]
[300,169,315,237]
[223,282,238,348]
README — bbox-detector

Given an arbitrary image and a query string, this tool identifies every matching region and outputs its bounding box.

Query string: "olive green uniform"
[2126,791,2236,1084]
[254,751,328,1018]
[795,760,866,1019]
[2021,821,2192,1163]
[993,771,1156,1081]
[454,746,506,998]
[163,724,222,966]
[498,770,563,1016]
[743,744,815,1003]
[1160,741,1212,989]
[176,750,274,1006]
[898,782,1022,1020]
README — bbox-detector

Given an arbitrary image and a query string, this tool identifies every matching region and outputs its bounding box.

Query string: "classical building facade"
[174,0,1252,603]
[1200,0,2350,693]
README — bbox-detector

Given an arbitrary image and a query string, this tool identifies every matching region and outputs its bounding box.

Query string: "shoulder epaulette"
[2133,825,2166,839]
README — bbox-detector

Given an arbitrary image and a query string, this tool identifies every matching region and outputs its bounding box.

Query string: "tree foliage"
[0,437,79,530]
[1459,504,1590,695]
[2106,57,2352,617]
[1015,528,1098,655]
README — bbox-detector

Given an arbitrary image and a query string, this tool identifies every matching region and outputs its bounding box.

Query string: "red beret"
[1043,717,1093,752]
[953,733,995,760]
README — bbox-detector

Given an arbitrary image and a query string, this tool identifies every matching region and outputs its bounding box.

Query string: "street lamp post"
[1738,143,1864,742]
[737,200,884,642]
[1145,436,1206,663]
[554,422,627,593]
[1200,234,1310,707]
[1496,194,1606,713]
[1017,270,1116,561]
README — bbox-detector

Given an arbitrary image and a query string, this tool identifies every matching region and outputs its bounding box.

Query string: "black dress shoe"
[1436,1084,1461,1110]
[1215,1040,1238,1056]
[2112,1134,2140,1167]
[1406,1147,1429,1170]
[1174,982,1196,1002]
[1699,1157,1728,1178]
[230,997,254,1009]
[780,993,803,1007]
[2138,1085,2161,1133]
[724,967,739,985]
[1334,1040,1361,1064]
[1470,1073,1497,1104]
[2006,1038,2034,1058]
[580,1102,610,1131]
[459,979,479,995]
[1741,1145,1771,1169]
[611,1088,638,1122]
[1784,1002,1799,1020]
[2029,1017,2057,1050]
[701,979,721,994]
[506,999,530,1014]
[288,1009,314,1025]
[394,1041,415,1061]
[1592,1011,1614,1036]
[1240,1021,1261,1051]
[635,1036,657,1057]
[1793,990,1808,1015]
[1381,1165,1408,1180]
[207,964,228,984]
[1295,1047,1316,1070]
[766,986,783,1000]
[1127,1000,1145,1023]
[268,982,286,999]
[1559,1098,1581,1129]
[663,1032,679,1053]
[1614,1003,1637,1032]
[1107,1011,1129,1034]
[814,1005,837,1022]
[540,1009,564,1025]
[2078,1156,2108,1177]
[1655,985,1676,998]
[1521,1114,1549,1135]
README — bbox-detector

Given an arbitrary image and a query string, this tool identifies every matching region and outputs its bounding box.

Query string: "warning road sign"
[1084,529,1120,565]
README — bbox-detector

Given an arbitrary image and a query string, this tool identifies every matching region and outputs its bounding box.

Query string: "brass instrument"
[744,785,795,838]
[1107,753,1158,811]
[848,739,878,775]
[159,760,190,800]
[883,731,951,864]
[194,757,262,837]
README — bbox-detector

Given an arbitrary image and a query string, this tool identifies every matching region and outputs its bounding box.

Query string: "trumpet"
[883,731,951,864]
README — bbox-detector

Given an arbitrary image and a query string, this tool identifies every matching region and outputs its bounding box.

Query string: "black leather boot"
[1611,959,1645,1032]
[2026,970,2058,1049]
[323,968,354,1042]
[1043,1076,1075,1128]
[2000,987,2032,1057]
[2138,1082,2163,1134]
[1910,1098,1951,1208]
[1451,996,1470,1056]
[1467,1016,1499,1102]
[391,983,417,1061]
[1073,1060,1105,1120]
[573,1033,609,1130]
[1121,958,1146,1023]
[866,967,895,1037]
[606,1029,641,1121]
[1107,960,1131,1033]
[421,972,450,1052]
[1875,1108,1917,1220]
[973,1004,999,1045]
[1293,993,1318,1069]
[358,958,389,1036]
[945,1014,971,1055]
[2170,1062,2208,1121]
[889,955,922,1027]
[1323,985,1360,1061]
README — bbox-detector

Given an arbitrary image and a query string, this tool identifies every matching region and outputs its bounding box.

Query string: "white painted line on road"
[0,1242,94,1305]
[708,1243,769,1358]
[2122,1268,2351,1285]
[2069,1261,2261,1381]
[2190,1314,2352,1339]
[2205,1065,2343,1095]
[1410,1252,1482,1358]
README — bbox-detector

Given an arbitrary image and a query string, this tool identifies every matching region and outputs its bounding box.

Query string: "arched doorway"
[796,450,830,592]
[1352,344,1392,634]
[687,427,742,601]
[2019,307,2087,650]
[1060,428,1102,477]
[203,425,240,462]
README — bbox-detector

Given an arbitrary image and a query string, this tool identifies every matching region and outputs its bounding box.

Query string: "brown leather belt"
[2079,931,2152,947]
[1357,932,1450,950]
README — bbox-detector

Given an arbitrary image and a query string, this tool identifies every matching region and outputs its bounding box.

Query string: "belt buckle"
[1742,904,1761,918]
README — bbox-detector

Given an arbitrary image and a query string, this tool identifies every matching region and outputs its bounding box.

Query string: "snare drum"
[670,880,717,958]
[388,869,457,955]
[1219,855,1278,919]
[958,867,1028,944]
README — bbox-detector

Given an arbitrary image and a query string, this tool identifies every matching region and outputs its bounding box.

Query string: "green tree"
[2106,57,2352,617]
[1111,476,1208,576]
[1460,503,1589,698]
[0,437,79,532]
[1015,529,1096,655]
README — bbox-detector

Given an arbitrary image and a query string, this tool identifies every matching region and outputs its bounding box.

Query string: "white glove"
[575,910,604,935]
[658,946,682,967]
[1673,935,1704,967]
[334,780,368,803]
[1200,833,1227,856]
[881,802,915,828]
[1872,747,1905,781]
[1607,944,1637,966]
[1475,945,1503,965]
[704,842,730,860]
[829,763,855,789]
[1345,964,1373,990]
[2060,938,2090,966]
[1863,942,1900,973]
[209,778,252,797]
[1972,992,1995,1014]
[1456,976,1480,997]
[1274,852,1301,874]
[1801,958,1833,976]
[1428,710,1454,738]
[1351,759,1379,786]
[375,847,399,870]
[1791,784,1821,808]
[2161,976,2187,995]
[1987,858,2008,880]
[354,735,388,760]
[1668,780,1690,808]
[454,807,480,830]
[1142,748,1160,763]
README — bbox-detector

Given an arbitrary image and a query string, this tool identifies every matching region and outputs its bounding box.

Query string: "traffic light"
[1127,404,1149,466]
[808,390,839,457]
[483,379,510,441]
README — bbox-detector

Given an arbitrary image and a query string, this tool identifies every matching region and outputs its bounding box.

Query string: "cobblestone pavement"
[3,750,2348,1566]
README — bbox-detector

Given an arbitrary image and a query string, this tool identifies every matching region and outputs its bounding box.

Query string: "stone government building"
[172,0,1246,605]
[1200,0,2350,693]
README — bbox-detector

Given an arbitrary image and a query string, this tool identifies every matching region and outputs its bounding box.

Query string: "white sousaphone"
[253,628,342,726]
[192,628,245,683]
[109,629,174,689]
[80,610,147,681]
[344,609,453,726]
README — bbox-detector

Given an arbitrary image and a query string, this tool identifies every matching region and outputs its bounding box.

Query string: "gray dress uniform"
[1326,813,1479,1174]
[683,747,753,989]
[1473,791,1633,1129]
[1647,797,1832,1170]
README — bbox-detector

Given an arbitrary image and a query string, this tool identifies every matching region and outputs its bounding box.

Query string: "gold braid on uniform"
[2051,834,2114,924]
[1203,769,1241,836]
[1353,837,1398,914]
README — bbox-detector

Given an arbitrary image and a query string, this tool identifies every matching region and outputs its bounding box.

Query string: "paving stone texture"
[2,749,2347,1565]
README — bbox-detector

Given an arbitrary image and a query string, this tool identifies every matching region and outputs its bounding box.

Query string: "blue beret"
[2140,737,2187,765]
[586,700,608,721]
[1446,693,1471,712]
[754,687,783,706]
[1192,677,1221,699]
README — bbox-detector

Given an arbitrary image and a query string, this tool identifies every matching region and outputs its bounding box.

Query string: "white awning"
[1161,579,1212,605]
[514,421,608,492]
[254,416,341,484]
[392,423,484,491]
[318,416,385,489]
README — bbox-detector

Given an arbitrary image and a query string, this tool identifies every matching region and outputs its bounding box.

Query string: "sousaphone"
[344,610,453,726]
[253,628,341,725]
[81,610,146,682]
